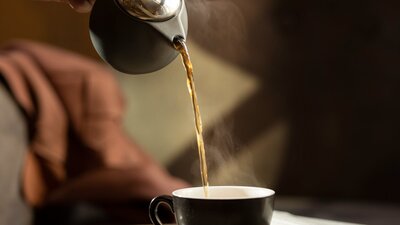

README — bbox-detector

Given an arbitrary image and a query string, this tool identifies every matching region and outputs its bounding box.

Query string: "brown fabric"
[0,40,171,206]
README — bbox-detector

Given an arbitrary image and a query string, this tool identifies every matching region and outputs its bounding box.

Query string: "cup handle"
[149,195,174,225]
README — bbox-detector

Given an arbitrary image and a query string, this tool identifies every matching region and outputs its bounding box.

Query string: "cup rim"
[172,185,275,200]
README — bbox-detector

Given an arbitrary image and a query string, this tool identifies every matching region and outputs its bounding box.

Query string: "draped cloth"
[0,40,175,206]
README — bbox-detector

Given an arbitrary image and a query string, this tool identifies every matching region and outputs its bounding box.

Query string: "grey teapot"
[89,0,188,74]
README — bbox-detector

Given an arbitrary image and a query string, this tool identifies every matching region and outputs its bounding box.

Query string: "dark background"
[169,0,400,203]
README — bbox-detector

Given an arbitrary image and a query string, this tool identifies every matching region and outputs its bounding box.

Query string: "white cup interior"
[173,186,275,200]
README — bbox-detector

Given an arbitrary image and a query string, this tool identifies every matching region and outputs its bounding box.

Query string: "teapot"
[89,0,188,74]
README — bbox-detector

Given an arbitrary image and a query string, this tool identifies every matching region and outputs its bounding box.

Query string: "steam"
[186,0,248,57]
[188,119,288,189]
[184,0,256,187]
[204,121,263,187]
[183,0,282,188]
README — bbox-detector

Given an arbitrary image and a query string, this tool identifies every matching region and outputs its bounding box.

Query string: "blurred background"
[1,0,400,224]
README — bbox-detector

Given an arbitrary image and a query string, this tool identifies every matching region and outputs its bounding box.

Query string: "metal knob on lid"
[117,0,182,21]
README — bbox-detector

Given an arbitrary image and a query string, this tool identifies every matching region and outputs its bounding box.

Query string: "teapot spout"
[147,0,188,43]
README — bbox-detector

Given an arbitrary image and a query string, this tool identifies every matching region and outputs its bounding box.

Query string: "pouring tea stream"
[89,0,210,197]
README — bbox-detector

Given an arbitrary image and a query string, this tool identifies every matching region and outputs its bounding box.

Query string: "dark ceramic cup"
[149,186,275,225]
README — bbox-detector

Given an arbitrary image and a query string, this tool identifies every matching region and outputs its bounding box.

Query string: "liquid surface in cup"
[174,38,209,197]
[173,186,275,199]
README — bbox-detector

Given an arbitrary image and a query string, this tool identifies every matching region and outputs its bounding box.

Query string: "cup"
[149,186,275,225]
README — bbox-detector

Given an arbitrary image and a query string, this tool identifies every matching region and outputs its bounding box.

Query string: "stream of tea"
[174,37,209,197]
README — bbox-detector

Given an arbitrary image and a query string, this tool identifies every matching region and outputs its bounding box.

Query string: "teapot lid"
[117,0,182,22]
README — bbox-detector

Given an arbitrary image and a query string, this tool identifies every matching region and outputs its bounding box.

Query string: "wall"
[0,1,281,189]
[0,1,96,58]
[3,0,397,202]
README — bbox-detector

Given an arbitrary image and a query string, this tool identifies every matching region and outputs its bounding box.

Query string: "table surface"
[117,199,400,225]
[135,211,364,225]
